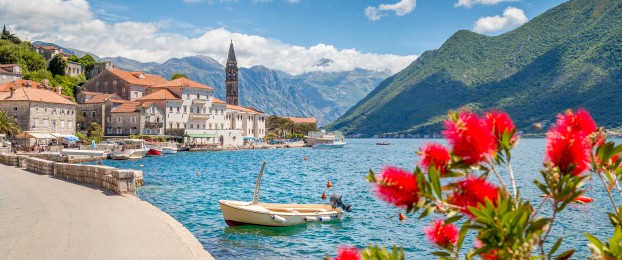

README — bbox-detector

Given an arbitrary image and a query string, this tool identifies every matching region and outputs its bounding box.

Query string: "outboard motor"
[330,193,352,212]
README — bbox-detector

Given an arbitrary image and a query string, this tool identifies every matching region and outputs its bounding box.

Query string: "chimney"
[56,86,62,95]
[42,79,49,87]
[9,87,14,97]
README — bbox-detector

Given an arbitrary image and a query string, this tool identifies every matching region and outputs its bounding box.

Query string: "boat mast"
[252,161,266,204]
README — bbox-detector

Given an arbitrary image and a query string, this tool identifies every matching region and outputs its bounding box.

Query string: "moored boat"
[146,148,162,156]
[307,130,346,148]
[111,139,147,160]
[219,162,351,227]
[162,147,177,154]
[313,142,346,149]
[376,142,390,145]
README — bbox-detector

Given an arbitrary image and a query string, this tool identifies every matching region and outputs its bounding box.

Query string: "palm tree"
[0,111,21,137]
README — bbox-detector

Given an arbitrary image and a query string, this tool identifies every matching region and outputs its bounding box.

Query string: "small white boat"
[219,162,351,227]
[111,139,147,160]
[161,142,178,154]
[313,141,346,149]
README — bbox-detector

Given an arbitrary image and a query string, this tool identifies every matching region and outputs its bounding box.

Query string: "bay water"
[95,138,613,259]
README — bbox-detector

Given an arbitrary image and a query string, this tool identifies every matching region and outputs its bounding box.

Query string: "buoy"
[272,215,287,223]
[305,216,318,222]
[574,195,594,203]
[303,156,308,161]
[322,191,327,200]
[319,216,332,221]
[139,164,144,167]
[196,171,201,176]
[399,212,407,221]
[327,180,333,189]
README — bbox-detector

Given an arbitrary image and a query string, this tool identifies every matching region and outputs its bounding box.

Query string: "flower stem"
[507,159,518,200]
[488,162,509,195]
[539,202,558,256]
[532,198,546,217]
[611,171,622,201]
[598,172,620,215]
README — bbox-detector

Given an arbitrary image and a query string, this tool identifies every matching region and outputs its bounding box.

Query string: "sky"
[0,0,567,75]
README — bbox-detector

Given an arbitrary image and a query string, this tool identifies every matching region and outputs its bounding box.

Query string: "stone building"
[76,91,122,132]
[34,45,67,61]
[87,61,114,79]
[0,87,77,135]
[106,101,164,136]
[81,68,167,101]
[0,64,21,84]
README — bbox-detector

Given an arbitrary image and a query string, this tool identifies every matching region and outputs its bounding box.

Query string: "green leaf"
[456,223,470,251]
[554,249,575,260]
[366,169,377,183]
[444,215,463,225]
[418,205,435,219]
[548,237,563,260]
[428,165,442,199]
[431,251,451,257]
[585,233,604,249]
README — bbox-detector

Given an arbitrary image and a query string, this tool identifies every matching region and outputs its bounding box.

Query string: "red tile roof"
[212,98,227,104]
[79,90,103,96]
[283,117,317,124]
[153,77,214,90]
[136,89,180,101]
[1,87,76,105]
[84,93,121,104]
[108,68,167,86]
[0,80,43,92]
[111,101,141,113]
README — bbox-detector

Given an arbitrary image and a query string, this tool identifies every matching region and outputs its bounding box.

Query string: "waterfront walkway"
[0,163,213,260]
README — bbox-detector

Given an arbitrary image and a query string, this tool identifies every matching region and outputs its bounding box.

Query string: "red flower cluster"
[443,111,497,165]
[418,143,451,176]
[375,166,419,208]
[335,246,360,260]
[545,109,597,176]
[485,111,517,144]
[448,177,499,218]
[424,219,459,248]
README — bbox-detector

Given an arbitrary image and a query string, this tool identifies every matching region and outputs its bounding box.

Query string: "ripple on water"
[90,139,620,259]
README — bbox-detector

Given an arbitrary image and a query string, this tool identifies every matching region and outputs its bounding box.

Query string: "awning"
[51,133,80,141]
[243,136,259,141]
[184,134,219,138]
[15,132,57,139]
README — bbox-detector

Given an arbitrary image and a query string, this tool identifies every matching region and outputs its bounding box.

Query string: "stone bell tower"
[225,40,239,105]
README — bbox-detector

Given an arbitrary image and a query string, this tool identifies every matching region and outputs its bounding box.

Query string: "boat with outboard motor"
[219,162,352,227]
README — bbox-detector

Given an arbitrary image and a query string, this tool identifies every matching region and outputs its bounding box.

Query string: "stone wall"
[0,153,142,195]
[25,153,107,163]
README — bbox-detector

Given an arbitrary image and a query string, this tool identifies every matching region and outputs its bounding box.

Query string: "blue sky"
[1,0,568,74]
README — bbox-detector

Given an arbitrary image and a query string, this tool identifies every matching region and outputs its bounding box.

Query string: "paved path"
[0,163,213,260]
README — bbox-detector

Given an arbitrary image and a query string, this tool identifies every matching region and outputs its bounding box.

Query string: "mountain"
[327,0,622,136]
[106,55,390,125]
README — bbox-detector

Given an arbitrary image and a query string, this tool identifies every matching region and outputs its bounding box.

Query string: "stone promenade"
[0,163,213,260]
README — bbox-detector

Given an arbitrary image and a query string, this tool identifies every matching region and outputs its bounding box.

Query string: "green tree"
[67,54,80,62]
[171,73,188,80]
[48,54,67,77]
[0,40,45,72]
[0,111,21,137]
[86,122,104,143]
[79,54,96,75]
[1,25,21,44]
[22,69,53,82]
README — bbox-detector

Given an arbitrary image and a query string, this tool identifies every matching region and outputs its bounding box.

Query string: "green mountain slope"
[328,0,622,136]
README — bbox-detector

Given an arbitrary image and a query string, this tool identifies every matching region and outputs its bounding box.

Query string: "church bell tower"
[225,40,239,105]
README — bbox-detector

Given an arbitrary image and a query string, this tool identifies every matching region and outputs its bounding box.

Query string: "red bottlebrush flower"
[485,111,517,143]
[418,143,451,176]
[335,246,360,260]
[475,239,499,260]
[545,109,598,176]
[448,177,499,218]
[443,111,497,165]
[424,219,459,248]
[375,166,419,208]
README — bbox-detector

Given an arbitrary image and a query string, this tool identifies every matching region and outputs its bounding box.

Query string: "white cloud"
[473,6,528,33]
[455,0,518,8]
[0,0,416,75]
[285,0,300,3]
[365,0,416,21]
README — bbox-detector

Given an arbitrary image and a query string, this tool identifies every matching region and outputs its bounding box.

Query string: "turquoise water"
[94,139,615,259]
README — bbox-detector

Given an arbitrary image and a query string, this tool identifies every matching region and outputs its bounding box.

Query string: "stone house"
[0,87,77,135]
[65,61,84,77]
[75,91,122,132]
[33,45,68,61]
[87,61,114,79]
[81,68,167,101]
[0,64,21,84]
[106,101,164,136]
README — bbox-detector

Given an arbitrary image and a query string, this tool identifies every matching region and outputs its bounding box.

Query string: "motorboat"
[376,142,390,145]
[111,139,147,160]
[161,142,178,154]
[219,162,351,227]
[306,130,346,148]
[146,148,162,156]
[313,142,346,149]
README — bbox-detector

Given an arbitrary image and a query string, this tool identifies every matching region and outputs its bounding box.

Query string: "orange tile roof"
[226,104,260,114]
[0,80,43,92]
[283,117,317,124]
[245,107,265,114]
[153,77,214,90]
[212,98,226,104]
[111,101,141,113]
[108,68,167,86]
[79,90,103,96]
[1,87,76,105]
[136,89,180,101]
[108,99,126,104]
[84,93,121,104]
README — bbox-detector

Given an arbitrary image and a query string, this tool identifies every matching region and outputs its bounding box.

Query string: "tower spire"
[225,41,239,105]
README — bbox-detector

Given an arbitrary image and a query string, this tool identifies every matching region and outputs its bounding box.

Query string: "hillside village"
[0,29,316,149]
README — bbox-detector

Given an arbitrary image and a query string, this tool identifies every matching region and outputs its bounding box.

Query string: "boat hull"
[161,147,177,154]
[313,142,346,149]
[146,148,162,156]
[112,149,146,160]
[219,200,343,227]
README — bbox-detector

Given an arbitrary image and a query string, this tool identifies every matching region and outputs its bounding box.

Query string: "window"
[183,106,187,113]
[156,117,160,123]
[61,121,65,128]
[107,127,112,134]
[117,116,121,123]
[68,121,72,129]
[92,111,96,117]
[107,117,111,123]
[190,124,193,129]
[184,123,186,128]
[176,123,180,129]
[117,127,122,134]
[33,119,38,128]
[209,109,212,114]
[209,123,212,129]
[177,107,180,113]
[130,117,136,123]
[43,119,48,126]
[146,129,151,134]
[83,111,87,117]
[35,107,39,112]
[169,106,173,112]
[190,107,194,113]
[169,123,173,129]
[12,107,17,111]
[151,107,155,114]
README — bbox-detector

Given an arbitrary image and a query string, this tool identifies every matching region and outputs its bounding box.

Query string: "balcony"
[192,99,207,104]
[189,113,211,120]
[145,122,164,128]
